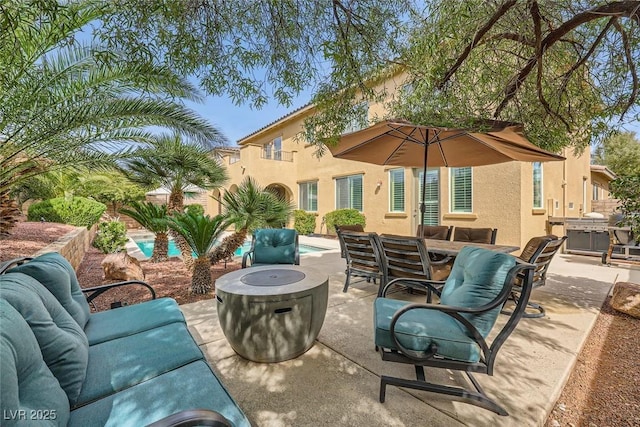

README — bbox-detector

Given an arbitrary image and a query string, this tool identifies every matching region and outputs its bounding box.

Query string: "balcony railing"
[261,150,293,162]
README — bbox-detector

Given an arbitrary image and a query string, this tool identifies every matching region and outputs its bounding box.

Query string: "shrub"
[185,204,205,216]
[28,196,106,228]
[93,220,129,254]
[294,210,316,235]
[324,209,366,234]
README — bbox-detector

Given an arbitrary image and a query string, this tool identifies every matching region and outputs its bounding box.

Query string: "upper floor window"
[450,167,472,213]
[299,181,318,212]
[336,174,363,211]
[533,162,543,208]
[389,168,405,212]
[264,136,282,160]
[342,102,369,134]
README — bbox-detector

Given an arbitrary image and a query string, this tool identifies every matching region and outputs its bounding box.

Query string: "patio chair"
[377,234,448,300]
[453,227,498,244]
[336,224,365,258]
[503,235,567,318]
[340,231,384,293]
[416,225,453,241]
[374,246,535,416]
[241,228,299,268]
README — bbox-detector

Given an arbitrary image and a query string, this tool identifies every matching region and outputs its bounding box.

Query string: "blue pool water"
[135,239,327,258]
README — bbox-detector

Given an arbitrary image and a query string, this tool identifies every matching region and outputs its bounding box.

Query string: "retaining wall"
[34,224,98,270]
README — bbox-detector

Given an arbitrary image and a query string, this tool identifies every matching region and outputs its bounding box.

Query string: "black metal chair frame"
[0,256,157,308]
[503,235,567,318]
[339,231,384,293]
[377,261,535,416]
[241,229,300,268]
[335,224,365,258]
[377,234,444,301]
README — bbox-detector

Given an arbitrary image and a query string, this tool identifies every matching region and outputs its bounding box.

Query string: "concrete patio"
[180,236,640,427]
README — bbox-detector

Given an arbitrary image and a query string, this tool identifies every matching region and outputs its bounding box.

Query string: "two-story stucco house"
[209,84,614,250]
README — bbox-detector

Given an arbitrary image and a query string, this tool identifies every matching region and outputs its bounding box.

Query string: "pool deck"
[179,235,640,427]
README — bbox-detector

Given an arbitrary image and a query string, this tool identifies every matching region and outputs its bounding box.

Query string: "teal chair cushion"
[69,361,252,427]
[440,246,515,338]
[374,298,482,362]
[0,300,71,426]
[0,273,89,406]
[76,322,204,406]
[10,252,90,328]
[84,298,185,345]
[252,229,297,265]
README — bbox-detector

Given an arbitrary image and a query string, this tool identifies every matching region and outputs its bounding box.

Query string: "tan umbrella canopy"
[329,119,565,227]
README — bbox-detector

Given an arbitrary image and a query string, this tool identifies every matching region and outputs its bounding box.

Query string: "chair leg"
[343,270,351,293]
[502,292,546,318]
[379,370,509,416]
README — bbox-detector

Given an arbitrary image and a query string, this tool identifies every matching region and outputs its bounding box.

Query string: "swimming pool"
[134,239,328,258]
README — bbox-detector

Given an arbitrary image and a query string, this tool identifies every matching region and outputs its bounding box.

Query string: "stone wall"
[34,224,98,270]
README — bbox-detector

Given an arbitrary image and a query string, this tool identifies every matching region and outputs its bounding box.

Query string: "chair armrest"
[146,409,232,427]
[0,257,33,274]
[241,250,253,268]
[82,280,156,304]
[380,277,445,298]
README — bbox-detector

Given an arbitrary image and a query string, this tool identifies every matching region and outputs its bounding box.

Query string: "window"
[450,167,472,213]
[592,184,600,201]
[299,181,318,212]
[389,169,404,212]
[419,169,440,225]
[336,175,363,211]
[533,162,543,208]
[263,136,282,160]
[343,102,369,134]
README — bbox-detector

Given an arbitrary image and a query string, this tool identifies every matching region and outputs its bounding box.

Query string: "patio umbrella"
[328,119,565,229]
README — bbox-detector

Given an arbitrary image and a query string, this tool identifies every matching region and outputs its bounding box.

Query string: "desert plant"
[167,210,231,294]
[119,202,170,262]
[208,177,294,265]
[93,220,129,254]
[27,196,106,228]
[324,209,366,234]
[294,210,316,235]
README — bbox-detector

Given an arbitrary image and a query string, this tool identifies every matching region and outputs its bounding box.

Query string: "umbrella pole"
[419,139,429,238]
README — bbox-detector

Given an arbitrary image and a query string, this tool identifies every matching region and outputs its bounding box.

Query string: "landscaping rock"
[101,252,145,281]
[609,282,640,318]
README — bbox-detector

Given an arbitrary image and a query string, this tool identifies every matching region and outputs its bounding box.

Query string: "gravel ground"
[2,221,639,426]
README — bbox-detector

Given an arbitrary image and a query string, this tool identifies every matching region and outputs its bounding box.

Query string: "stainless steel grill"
[564,218,610,254]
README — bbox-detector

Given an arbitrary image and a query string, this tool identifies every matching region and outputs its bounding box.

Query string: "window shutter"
[351,175,363,211]
[419,169,440,225]
[451,167,472,213]
[389,169,404,212]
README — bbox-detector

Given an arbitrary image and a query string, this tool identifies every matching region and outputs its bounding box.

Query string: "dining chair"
[416,225,453,240]
[377,234,448,300]
[374,246,535,416]
[335,224,365,258]
[503,235,567,318]
[453,227,498,244]
[340,231,384,293]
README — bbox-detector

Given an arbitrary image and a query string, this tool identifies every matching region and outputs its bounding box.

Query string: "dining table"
[423,239,520,256]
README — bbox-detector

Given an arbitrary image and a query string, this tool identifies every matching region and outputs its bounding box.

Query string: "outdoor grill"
[564,218,611,254]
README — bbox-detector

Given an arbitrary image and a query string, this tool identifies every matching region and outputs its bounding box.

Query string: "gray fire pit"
[216,265,329,363]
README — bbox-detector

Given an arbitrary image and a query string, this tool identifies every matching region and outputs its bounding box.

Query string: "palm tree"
[0,1,224,237]
[167,211,230,294]
[120,134,228,269]
[209,177,294,265]
[119,202,170,263]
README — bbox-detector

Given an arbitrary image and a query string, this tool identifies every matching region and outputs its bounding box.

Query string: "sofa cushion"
[0,273,89,406]
[252,229,297,265]
[69,360,251,427]
[0,300,71,426]
[84,297,185,345]
[440,246,515,337]
[374,298,481,362]
[9,252,90,328]
[76,322,204,406]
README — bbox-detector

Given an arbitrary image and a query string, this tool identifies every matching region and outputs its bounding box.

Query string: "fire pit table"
[216,265,329,363]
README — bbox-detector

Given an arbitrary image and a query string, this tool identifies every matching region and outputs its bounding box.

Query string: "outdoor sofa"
[0,252,251,427]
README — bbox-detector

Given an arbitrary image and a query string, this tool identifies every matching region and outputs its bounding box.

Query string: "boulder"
[610,282,640,318]
[101,252,145,282]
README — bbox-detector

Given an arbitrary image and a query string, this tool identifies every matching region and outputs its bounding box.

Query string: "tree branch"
[612,18,638,117]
